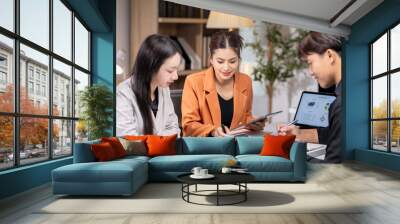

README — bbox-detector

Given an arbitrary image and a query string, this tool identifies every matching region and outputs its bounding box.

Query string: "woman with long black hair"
[116,34,182,136]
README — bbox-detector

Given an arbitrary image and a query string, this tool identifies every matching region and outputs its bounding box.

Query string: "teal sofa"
[52,137,306,196]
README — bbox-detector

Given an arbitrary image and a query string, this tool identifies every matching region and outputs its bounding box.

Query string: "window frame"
[0,0,92,171]
[370,20,400,154]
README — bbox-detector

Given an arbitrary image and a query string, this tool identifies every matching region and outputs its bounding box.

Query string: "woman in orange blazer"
[181,31,265,137]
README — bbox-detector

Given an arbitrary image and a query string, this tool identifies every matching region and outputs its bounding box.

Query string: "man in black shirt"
[278,32,343,163]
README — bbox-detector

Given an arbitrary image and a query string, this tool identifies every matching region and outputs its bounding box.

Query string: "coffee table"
[177,172,255,206]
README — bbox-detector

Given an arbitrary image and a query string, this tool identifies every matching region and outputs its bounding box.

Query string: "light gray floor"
[1,162,400,224]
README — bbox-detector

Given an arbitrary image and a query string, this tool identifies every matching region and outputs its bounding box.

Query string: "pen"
[285,120,298,127]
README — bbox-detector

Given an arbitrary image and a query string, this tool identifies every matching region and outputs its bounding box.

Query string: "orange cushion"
[146,134,177,157]
[101,137,126,158]
[259,134,296,159]
[91,142,118,161]
[124,135,148,141]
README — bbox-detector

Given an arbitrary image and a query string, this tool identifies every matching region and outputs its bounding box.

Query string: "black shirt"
[150,88,159,117]
[218,94,233,128]
[314,81,342,163]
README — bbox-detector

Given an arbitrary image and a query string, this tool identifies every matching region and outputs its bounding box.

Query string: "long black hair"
[130,34,181,134]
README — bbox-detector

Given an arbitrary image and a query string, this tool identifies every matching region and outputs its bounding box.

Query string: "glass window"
[20,44,49,115]
[391,120,400,153]
[53,119,72,158]
[372,77,387,119]
[372,33,387,76]
[20,0,49,49]
[28,81,34,93]
[0,0,92,170]
[19,117,49,165]
[74,18,89,70]
[0,116,14,170]
[53,59,72,117]
[74,69,89,118]
[75,120,88,143]
[36,83,40,95]
[28,67,34,80]
[372,121,388,151]
[0,0,14,31]
[35,70,41,80]
[0,71,6,85]
[0,54,7,67]
[371,24,400,154]
[391,24,400,70]
[53,0,72,60]
[42,85,46,96]
[0,35,14,113]
[391,72,400,118]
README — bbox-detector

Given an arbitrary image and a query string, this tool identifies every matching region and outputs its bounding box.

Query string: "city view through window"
[0,0,91,170]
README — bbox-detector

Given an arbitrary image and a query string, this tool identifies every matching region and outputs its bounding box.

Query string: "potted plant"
[79,84,113,140]
[246,23,307,121]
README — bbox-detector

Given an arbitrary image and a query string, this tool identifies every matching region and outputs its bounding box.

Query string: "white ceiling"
[167,0,384,37]
[226,0,352,23]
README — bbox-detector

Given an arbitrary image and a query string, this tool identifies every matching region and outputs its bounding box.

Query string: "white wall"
[116,0,131,84]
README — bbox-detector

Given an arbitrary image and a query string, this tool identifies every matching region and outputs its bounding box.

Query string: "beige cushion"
[118,138,147,156]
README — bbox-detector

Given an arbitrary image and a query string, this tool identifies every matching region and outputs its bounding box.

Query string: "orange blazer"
[181,67,254,137]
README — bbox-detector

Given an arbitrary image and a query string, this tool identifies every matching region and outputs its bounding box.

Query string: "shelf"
[158,17,207,24]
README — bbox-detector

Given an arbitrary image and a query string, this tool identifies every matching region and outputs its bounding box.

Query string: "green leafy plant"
[246,23,307,120]
[79,84,113,140]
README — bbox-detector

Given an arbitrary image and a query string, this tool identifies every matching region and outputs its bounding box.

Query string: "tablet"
[231,110,282,131]
[294,91,336,128]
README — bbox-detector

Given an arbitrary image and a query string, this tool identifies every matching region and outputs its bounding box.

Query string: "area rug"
[37,183,362,214]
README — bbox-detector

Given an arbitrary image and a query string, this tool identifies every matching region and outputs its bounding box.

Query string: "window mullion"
[71,11,76,154]
[48,0,54,160]
[13,0,21,167]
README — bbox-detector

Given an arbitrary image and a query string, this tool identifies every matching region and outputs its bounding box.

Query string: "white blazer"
[116,78,180,136]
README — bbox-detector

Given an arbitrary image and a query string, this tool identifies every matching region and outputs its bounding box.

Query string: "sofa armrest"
[289,142,307,181]
[73,140,100,163]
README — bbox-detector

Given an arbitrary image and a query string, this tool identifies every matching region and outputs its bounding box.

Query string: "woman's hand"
[211,126,230,137]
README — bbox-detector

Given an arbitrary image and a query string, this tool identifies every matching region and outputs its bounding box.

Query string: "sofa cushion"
[146,134,177,157]
[180,137,235,155]
[74,139,101,163]
[91,142,118,161]
[235,136,263,155]
[148,154,235,172]
[52,158,147,183]
[101,137,127,158]
[118,138,147,156]
[236,155,293,172]
[260,134,296,159]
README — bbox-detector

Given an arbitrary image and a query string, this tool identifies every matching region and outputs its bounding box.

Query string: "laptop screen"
[294,91,336,128]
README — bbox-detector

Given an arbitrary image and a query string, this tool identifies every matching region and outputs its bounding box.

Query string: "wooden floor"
[1,162,400,224]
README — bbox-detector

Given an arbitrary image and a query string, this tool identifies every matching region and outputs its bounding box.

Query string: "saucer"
[190,174,215,179]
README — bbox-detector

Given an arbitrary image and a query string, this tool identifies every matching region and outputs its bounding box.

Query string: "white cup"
[191,167,202,176]
[199,169,208,176]
[221,167,232,174]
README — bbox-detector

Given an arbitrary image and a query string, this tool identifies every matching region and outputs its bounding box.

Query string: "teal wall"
[0,0,116,200]
[344,0,400,171]
[0,158,72,199]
